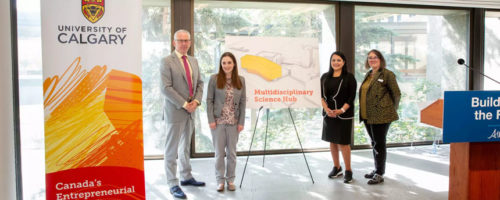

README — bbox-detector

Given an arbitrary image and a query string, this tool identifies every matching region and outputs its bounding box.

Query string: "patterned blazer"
[359,68,401,124]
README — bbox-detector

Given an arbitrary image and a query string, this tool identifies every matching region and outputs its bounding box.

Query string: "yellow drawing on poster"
[241,55,282,81]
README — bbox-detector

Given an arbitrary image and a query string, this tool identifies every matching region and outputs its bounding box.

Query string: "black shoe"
[170,186,187,199]
[344,170,353,183]
[180,178,206,186]
[367,174,384,185]
[364,170,376,179]
[328,166,343,178]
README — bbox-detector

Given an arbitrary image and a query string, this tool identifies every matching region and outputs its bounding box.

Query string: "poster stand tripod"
[239,107,315,188]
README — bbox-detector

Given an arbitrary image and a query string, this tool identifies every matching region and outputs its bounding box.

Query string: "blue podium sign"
[443,91,500,143]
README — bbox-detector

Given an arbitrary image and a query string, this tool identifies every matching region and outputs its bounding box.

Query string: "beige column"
[0,0,18,199]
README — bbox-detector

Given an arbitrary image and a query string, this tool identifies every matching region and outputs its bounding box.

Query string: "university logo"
[82,0,105,23]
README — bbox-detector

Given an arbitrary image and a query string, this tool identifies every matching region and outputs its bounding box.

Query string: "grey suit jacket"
[206,74,246,126]
[160,53,204,123]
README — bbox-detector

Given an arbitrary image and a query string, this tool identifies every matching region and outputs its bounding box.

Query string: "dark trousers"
[364,121,391,175]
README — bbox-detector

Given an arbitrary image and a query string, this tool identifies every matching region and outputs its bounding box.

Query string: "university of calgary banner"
[41,1,144,199]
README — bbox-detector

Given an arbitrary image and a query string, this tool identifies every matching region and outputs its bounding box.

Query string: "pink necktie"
[181,55,193,97]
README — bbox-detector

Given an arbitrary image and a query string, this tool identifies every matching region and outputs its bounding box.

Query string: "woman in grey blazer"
[206,52,246,192]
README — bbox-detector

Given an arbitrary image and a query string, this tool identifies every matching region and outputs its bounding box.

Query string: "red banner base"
[46,166,145,200]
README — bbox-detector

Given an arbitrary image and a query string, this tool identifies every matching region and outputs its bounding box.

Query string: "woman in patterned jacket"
[359,49,401,185]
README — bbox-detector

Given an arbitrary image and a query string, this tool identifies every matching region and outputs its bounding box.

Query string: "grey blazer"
[160,53,204,123]
[206,74,246,126]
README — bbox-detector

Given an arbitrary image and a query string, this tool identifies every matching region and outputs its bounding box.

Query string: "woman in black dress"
[321,51,357,183]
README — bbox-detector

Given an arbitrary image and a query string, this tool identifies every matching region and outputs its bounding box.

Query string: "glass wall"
[193,0,336,153]
[484,11,500,90]
[354,6,469,145]
[17,0,44,198]
[142,0,171,155]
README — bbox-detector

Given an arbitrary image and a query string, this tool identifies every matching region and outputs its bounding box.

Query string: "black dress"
[321,72,357,145]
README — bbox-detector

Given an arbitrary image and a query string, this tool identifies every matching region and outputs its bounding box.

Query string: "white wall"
[0,0,17,199]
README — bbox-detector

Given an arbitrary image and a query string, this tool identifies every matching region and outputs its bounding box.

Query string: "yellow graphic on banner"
[241,54,282,81]
[44,57,143,173]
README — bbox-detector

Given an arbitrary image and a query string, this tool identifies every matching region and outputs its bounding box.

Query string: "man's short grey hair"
[174,29,191,40]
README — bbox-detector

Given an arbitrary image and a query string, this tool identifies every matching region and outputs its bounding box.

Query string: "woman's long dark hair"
[216,52,242,89]
[326,51,348,77]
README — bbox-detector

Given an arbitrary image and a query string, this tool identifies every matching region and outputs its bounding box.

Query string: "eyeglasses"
[368,56,379,60]
[175,39,191,43]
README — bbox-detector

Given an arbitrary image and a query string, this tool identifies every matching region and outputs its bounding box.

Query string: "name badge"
[377,79,384,83]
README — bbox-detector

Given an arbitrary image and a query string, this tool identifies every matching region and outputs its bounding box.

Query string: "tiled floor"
[145,144,449,200]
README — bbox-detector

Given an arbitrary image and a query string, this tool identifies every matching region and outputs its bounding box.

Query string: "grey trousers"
[164,118,194,187]
[211,124,239,184]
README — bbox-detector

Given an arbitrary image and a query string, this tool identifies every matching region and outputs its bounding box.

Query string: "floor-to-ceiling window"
[142,0,171,156]
[484,11,500,90]
[354,6,469,145]
[17,0,44,198]
[193,0,336,154]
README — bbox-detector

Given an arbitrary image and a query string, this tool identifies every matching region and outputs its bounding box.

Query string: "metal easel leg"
[288,107,315,184]
[239,107,263,188]
[263,108,269,167]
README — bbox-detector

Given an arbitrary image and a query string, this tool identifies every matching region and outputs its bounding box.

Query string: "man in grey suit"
[160,29,205,199]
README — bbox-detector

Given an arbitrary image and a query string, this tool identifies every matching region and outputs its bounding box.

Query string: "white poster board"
[226,36,321,109]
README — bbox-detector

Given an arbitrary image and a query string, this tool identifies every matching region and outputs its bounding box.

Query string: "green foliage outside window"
[353,7,469,145]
